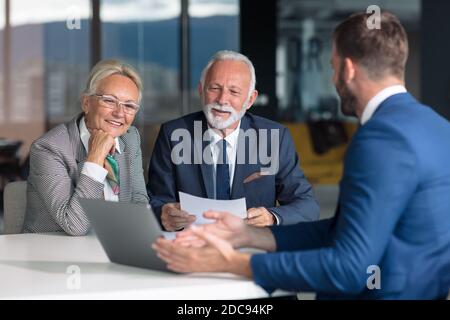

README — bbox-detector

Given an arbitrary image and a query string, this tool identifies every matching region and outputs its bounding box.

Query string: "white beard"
[203,102,248,130]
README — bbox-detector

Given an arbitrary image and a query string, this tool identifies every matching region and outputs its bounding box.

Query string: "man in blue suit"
[147,50,319,231]
[153,12,450,299]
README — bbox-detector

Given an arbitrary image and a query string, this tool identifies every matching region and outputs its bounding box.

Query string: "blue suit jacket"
[147,111,319,227]
[251,93,450,299]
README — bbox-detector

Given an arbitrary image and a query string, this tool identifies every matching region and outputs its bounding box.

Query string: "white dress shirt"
[79,116,121,201]
[360,85,407,125]
[206,122,240,199]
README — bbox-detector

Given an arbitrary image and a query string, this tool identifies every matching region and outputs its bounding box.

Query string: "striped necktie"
[105,154,120,195]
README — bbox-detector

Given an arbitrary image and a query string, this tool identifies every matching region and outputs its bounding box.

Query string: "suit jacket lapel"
[195,114,214,198]
[116,137,130,202]
[231,115,258,199]
[66,114,87,181]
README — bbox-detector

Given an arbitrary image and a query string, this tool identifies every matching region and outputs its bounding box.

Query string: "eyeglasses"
[91,93,140,115]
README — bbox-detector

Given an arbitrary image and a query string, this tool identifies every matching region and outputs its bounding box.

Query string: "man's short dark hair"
[333,11,408,80]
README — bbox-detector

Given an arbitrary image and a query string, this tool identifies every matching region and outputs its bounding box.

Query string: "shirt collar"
[206,120,241,148]
[79,116,121,154]
[360,85,407,125]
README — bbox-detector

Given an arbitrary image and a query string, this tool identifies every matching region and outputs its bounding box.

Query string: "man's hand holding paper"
[179,192,247,225]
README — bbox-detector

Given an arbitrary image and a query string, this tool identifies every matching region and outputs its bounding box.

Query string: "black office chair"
[306,97,348,155]
[0,140,23,191]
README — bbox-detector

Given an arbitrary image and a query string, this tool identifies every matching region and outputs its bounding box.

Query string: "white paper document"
[179,191,247,225]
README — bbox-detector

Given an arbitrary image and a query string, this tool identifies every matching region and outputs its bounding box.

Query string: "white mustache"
[208,103,235,114]
[203,102,247,130]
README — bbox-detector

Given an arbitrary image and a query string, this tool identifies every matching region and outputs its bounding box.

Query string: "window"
[0,0,90,159]
[0,0,241,169]
[102,0,181,125]
[189,0,240,113]
[276,0,420,122]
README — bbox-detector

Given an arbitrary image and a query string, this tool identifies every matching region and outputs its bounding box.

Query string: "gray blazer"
[24,113,149,235]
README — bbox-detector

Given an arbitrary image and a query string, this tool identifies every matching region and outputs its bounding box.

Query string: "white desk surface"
[0,233,287,300]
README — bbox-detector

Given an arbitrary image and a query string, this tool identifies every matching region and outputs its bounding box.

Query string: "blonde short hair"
[83,59,143,102]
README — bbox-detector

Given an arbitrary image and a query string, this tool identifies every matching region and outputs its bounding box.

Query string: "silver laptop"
[79,198,171,272]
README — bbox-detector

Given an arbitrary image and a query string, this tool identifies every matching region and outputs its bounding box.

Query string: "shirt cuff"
[82,162,108,183]
[268,209,281,226]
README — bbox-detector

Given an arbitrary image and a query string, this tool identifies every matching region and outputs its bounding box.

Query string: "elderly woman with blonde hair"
[24,59,149,236]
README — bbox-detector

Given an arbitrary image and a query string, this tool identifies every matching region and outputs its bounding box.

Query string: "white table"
[0,233,289,300]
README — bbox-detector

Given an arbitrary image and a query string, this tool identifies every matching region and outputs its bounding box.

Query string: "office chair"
[3,181,27,234]
[0,140,22,190]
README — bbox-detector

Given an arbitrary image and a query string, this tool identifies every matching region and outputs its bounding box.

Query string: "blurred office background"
[1,0,448,231]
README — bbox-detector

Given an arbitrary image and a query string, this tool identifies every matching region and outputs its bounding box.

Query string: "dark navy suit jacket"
[251,93,450,299]
[147,111,319,227]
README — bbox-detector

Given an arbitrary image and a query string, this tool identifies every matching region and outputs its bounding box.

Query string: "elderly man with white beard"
[146,50,319,231]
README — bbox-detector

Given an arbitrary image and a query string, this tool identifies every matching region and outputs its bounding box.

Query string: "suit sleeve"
[130,127,150,205]
[146,124,177,225]
[270,218,334,251]
[251,123,418,295]
[28,141,104,236]
[268,127,320,224]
